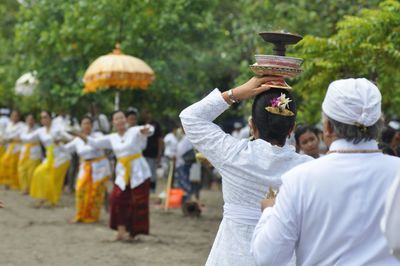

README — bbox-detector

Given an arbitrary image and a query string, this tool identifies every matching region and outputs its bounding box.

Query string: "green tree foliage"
[294,0,400,124]
[0,0,393,126]
[0,0,20,107]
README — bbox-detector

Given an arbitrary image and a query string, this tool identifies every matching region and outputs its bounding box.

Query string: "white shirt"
[92,113,110,133]
[163,132,178,158]
[52,115,67,131]
[175,135,193,168]
[0,115,10,136]
[20,126,42,160]
[87,125,153,190]
[179,89,312,266]
[252,139,400,266]
[3,121,25,153]
[63,132,111,182]
[63,132,106,160]
[382,173,400,261]
[21,125,72,167]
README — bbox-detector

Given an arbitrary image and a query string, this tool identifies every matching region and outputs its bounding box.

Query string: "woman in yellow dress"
[62,116,111,222]
[0,110,25,189]
[18,114,42,194]
[27,111,72,207]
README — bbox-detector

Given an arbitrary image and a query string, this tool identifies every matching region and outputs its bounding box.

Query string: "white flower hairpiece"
[265,93,294,117]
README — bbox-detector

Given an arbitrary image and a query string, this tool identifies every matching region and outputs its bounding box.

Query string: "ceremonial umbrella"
[15,71,38,96]
[83,44,155,110]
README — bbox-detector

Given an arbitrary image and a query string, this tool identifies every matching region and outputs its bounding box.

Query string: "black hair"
[126,110,138,117]
[381,126,396,144]
[251,88,297,146]
[41,110,52,119]
[11,109,20,115]
[111,110,125,120]
[80,115,93,124]
[23,112,35,121]
[294,125,320,146]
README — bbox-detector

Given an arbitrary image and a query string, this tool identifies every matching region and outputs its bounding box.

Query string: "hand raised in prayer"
[222,76,281,104]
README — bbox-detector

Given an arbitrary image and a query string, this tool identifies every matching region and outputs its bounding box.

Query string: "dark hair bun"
[251,88,296,146]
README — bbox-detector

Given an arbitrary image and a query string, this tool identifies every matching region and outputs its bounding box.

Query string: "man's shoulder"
[282,155,331,181]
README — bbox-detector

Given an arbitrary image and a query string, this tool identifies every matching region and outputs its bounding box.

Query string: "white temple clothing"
[175,135,193,168]
[20,127,42,160]
[63,132,111,182]
[382,173,400,260]
[163,132,178,158]
[322,78,381,126]
[251,139,400,266]
[180,89,312,266]
[63,132,106,160]
[87,126,153,190]
[20,126,72,167]
[3,122,25,153]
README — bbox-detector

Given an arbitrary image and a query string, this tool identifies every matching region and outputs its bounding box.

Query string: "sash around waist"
[223,203,262,226]
[117,152,143,184]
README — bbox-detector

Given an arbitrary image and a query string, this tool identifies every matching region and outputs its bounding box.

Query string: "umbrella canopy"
[15,71,38,96]
[83,44,155,93]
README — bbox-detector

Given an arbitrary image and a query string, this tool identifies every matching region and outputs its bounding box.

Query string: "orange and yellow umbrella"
[83,44,155,109]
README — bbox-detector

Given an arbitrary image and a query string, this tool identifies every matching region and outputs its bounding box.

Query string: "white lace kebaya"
[180,89,312,266]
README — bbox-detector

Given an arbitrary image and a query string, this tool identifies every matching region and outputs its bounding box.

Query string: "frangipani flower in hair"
[265,93,295,117]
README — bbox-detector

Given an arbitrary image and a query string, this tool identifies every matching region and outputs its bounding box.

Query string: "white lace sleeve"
[87,134,112,150]
[179,89,244,169]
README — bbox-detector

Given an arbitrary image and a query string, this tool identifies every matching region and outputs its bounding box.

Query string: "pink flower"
[271,98,280,107]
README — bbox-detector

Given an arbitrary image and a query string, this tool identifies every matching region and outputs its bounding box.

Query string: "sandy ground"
[0,179,223,266]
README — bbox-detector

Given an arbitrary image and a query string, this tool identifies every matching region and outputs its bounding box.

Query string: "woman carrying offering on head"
[180,77,313,266]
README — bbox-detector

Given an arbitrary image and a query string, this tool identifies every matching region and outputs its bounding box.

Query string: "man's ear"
[323,117,336,147]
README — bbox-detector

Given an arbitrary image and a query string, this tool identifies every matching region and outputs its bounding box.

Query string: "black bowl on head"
[259,32,303,56]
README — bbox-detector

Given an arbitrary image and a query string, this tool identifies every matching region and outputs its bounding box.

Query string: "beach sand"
[0,180,223,266]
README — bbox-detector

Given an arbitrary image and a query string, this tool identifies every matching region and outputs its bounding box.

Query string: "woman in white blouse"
[62,116,111,223]
[26,111,72,207]
[180,77,312,266]
[82,110,153,241]
[18,113,42,194]
[0,110,25,189]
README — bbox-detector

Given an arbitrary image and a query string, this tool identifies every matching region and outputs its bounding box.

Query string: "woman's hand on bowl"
[223,76,280,104]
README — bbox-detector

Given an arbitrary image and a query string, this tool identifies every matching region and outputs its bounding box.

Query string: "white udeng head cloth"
[322,78,382,127]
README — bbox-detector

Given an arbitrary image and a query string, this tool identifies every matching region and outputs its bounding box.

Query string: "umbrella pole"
[114,91,120,110]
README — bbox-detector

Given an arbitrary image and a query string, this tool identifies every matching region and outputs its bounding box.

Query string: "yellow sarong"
[30,145,70,205]
[117,153,142,185]
[75,157,109,223]
[0,145,5,158]
[0,141,21,189]
[18,143,41,192]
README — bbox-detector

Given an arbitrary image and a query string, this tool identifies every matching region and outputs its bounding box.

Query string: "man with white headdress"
[251,78,400,265]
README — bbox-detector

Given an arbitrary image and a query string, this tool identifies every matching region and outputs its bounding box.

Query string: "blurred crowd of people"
[0,104,218,240]
[229,116,400,159]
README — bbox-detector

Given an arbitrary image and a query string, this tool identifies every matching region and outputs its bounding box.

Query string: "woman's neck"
[117,128,126,136]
